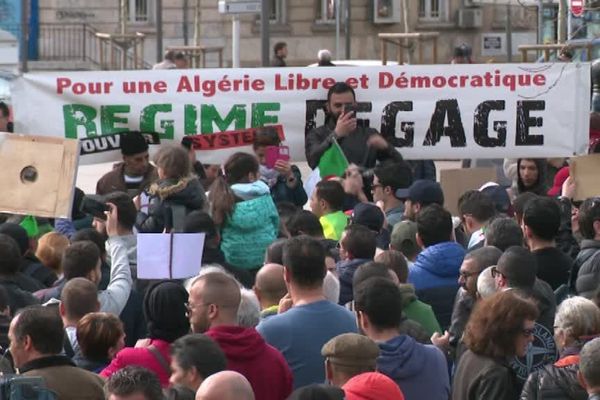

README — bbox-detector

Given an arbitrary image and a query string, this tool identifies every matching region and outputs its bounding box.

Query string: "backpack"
[0,376,57,400]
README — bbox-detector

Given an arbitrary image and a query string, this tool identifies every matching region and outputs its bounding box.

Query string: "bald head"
[254,263,287,309]
[189,272,241,329]
[60,277,99,322]
[195,371,255,400]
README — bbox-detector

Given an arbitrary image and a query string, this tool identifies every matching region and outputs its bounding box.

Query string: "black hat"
[352,203,385,232]
[143,280,189,343]
[120,131,149,156]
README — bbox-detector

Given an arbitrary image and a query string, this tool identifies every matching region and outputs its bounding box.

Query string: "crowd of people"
[1,80,600,400]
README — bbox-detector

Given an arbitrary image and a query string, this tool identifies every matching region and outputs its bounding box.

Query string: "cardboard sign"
[0,133,79,218]
[571,154,600,201]
[440,167,498,215]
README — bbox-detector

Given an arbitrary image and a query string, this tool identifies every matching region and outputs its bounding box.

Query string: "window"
[419,0,447,21]
[269,0,286,24]
[129,0,151,23]
[316,0,337,23]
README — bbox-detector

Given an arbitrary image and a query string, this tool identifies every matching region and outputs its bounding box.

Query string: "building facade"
[35,0,539,69]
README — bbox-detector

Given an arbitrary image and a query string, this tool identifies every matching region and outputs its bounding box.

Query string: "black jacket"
[305,120,402,170]
[0,277,40,314]
[202,246,254,289]
[556,197,580,261]
[520,363,586,400]
[13,271,43,293]
[416,284,460,331]
[532,247,572,291]
[21,254,57,288]
[136,176,206,233]
[453,350,520,400]
[574,239,600,299]
[529,279,557,334]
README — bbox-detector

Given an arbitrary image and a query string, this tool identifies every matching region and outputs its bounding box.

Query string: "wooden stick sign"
[0,133,80,218]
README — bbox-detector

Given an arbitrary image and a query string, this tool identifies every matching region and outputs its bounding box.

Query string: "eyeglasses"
[184,302,208,316]
[521,328,535,337]
[459,270,479,279]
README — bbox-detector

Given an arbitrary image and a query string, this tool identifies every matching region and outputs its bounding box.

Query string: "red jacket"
[100,338,172,387]
[206,325,293,400]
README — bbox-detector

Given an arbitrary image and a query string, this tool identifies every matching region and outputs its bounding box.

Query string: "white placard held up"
[137,233,205,280]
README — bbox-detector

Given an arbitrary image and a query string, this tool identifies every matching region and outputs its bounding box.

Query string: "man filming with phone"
[306,82,402,171]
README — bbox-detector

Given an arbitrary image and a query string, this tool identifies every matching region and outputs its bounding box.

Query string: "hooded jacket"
[206,325,293,400]
[520,361,586,400]
[398,284,442,336]
[409,241,465,329]
[101,338,172,387]
[221,181,279,270]
[376,335,450,400]
[136,176,207,233]
[337,258,372,305]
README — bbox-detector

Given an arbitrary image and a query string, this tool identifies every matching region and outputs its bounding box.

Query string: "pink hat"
[343,372,404,400]
[547,166,570,197]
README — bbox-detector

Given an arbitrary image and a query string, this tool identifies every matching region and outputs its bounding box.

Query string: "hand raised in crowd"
[132,194,141,210]
[343,165,364,197]
[561,175,576,200]
[278,292,293,314]
[334,110,357,138]
[367,134,389,150]
[105,202,119,238]
[431,330,450,351]
[274,159,293,178]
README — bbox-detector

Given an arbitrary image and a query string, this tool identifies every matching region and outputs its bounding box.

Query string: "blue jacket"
[377,335,450,400]
[409,241,465,329]
[409,241,465,291]
[221,181,279,270]
[336,258,372,305]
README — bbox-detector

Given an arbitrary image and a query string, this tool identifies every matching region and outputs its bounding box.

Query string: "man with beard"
[305,82,402,171]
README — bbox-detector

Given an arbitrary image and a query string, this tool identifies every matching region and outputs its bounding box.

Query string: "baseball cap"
[390,220,418,253]
[395,180,444,206]
[343,372,405,400]
[351,203,385,232]
[321,333,380,368]
[479,182,512,215]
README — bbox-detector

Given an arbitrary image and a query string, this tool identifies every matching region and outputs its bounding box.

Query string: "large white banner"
[12,63,590,164]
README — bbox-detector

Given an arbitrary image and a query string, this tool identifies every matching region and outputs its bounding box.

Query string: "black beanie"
[120,131,149,156]
[0,223,28,256]
[143,280,190,343]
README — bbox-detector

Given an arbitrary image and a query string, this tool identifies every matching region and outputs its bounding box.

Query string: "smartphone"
[80,196,110,221]
[265,145,290,169]
[343,103,359,116]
